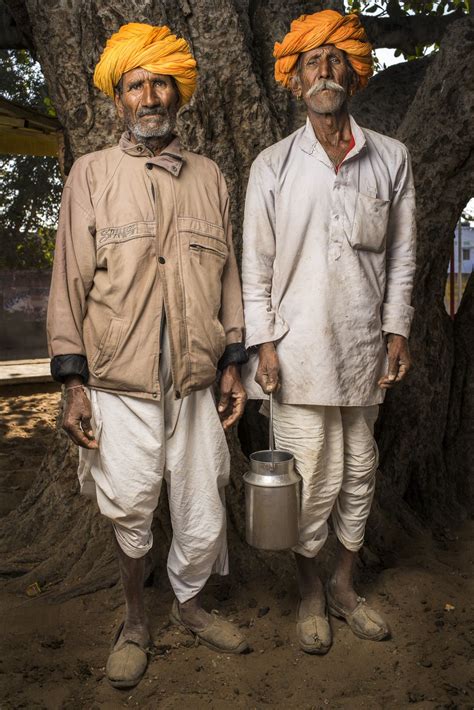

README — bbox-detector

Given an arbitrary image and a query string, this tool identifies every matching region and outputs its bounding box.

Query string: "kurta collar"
[299,115,367,166]
[119,132,185,176]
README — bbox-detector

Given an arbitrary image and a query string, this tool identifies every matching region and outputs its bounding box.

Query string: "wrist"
[65,376,84,389]
[258,342,276,353]
[222,363,241,377]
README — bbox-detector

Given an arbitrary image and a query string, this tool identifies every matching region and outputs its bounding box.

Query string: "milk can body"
[244,450,301,551]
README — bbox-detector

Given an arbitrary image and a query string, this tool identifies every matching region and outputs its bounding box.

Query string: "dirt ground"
[0,387,473,710]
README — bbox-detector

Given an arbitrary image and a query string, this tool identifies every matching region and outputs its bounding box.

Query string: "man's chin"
[132,121,174,141]
[308,97,346,115]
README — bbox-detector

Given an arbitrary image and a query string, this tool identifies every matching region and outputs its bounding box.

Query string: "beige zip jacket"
[47,134,247,400]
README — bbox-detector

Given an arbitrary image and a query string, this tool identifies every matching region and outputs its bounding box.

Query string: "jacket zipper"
[151,172,163,399]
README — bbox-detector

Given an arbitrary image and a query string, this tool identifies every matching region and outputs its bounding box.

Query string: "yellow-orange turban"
[93,23,197,106]
[274,10,373,91]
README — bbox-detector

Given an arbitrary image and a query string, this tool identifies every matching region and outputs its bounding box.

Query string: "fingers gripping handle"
[269,392,275,470]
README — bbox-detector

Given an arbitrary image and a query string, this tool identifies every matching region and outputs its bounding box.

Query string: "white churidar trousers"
[271,402,379,557]
[78,322,230,602]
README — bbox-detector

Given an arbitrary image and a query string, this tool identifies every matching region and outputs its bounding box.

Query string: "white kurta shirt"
[242,116,416,406]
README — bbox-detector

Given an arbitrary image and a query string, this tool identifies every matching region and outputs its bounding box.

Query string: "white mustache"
[137,108,166,117]
[306,79,345,98]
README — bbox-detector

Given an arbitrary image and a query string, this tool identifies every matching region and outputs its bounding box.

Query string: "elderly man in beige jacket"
[47,23,249,688]
[242,10,416,654]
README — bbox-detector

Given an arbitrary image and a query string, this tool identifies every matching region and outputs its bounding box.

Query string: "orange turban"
[93,23,197,106]
[274,10,373,91]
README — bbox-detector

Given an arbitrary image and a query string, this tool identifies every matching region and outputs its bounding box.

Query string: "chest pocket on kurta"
[350,192,391,253]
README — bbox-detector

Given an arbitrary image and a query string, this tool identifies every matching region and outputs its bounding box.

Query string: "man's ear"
[289,74,302,100]
[173,91,180,112]
[114,91,124,118]
[170,78,180,111]
[347,62,359,96]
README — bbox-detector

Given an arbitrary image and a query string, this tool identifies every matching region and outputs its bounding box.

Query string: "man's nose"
[141,82,160,107]
[317,56,331,79]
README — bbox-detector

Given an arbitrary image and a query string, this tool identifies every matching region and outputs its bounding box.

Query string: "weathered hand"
[255,342,280,394]
[218,364,247,431]
[62,384,99,449]
[378,334,412,390]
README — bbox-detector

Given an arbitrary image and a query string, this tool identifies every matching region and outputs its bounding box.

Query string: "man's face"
[295,45,356,115]
[114,67,179,142]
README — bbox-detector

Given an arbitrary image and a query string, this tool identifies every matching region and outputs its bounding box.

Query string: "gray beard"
[129,115,175,142]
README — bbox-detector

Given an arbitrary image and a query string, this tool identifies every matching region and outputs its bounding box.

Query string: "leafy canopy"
[0,50,61,270]
[347,0,470,60]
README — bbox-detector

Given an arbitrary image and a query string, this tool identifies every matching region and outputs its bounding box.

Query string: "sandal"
[170,599,248,654]
[326,585,390,641]
[106,622,149,689]
[296,599,332,654]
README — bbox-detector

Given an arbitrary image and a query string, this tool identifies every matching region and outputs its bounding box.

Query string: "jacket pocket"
[178,216,228,266]
[178,218,228,374]
[91,317,125,376]
[189,242,227,260]
[350,192,390,253]
[178,216,226,245]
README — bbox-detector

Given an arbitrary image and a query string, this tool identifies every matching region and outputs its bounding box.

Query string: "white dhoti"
[270,402,379,557]
[78,323,230,602]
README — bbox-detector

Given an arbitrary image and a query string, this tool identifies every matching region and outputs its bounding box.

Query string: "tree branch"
[0,0,33,51]
[361,8,466,55]
[349,54,432,137]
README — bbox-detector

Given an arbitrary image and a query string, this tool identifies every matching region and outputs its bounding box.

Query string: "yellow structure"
[0,95,61,157]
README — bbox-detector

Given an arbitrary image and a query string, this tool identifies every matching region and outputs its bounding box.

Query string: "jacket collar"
[299,114,366,166]
[119,132,185,176]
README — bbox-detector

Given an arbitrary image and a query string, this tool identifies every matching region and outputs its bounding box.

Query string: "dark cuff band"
[51,354,89,384]
[218,342,249,371]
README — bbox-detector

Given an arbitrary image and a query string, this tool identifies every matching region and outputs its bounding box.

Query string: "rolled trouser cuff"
[332,524,365,553]
[113,523,153,559]
[292,530,329,558]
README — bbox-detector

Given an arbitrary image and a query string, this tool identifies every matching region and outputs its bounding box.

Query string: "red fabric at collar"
[335,134,355,173]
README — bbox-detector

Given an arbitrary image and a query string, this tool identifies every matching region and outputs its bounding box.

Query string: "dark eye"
[330,57,340,64]
[153,79,165,87]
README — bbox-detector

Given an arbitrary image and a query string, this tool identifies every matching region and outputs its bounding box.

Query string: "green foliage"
[0,155,61,269]
[347,0,470,14]
[346,0,470,61]
[0,50,61,270]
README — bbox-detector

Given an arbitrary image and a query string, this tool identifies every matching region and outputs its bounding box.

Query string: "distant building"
[445,223,472,315]
[0,269,51,360]
[452,224,474,275]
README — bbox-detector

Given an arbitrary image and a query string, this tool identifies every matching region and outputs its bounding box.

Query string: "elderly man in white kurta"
[242,10,416,654]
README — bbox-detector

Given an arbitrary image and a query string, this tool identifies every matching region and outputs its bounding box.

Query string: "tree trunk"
[1,1,472,598]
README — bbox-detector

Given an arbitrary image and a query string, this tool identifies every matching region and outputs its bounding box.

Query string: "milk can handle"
[269,392,275,469]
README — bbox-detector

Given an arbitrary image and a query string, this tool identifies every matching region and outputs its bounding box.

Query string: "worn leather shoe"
[106,623,149,689]
[326,586,390,641]
[170,599,248,654]
[296,599,332,654]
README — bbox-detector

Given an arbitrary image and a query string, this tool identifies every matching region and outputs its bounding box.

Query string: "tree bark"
[1,1,472,598]
[377,18,474,519]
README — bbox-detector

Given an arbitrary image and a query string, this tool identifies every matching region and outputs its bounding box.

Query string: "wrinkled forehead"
[120,66,174,87]
[299,44,347,67]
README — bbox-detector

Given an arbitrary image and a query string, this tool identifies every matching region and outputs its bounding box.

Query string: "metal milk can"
[244,393,301,550]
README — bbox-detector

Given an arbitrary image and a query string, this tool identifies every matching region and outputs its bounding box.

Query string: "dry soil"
[0,387,473,710]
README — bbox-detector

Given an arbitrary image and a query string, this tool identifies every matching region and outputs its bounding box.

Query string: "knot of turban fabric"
[94,23,197,106]
[274,10,373,91]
